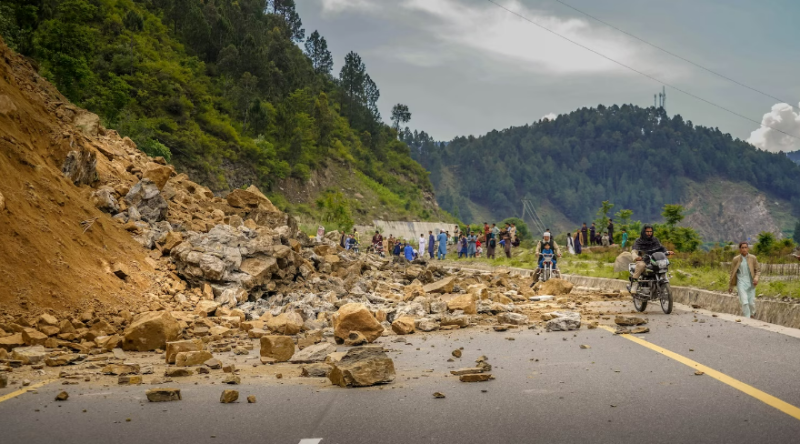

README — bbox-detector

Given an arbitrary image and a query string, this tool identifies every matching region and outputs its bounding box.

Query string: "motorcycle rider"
[532,232,562,282]
[629,225,674,293]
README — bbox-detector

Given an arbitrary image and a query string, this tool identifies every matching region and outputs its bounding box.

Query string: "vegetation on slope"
[0,0,433,220]
[412,105,800,224]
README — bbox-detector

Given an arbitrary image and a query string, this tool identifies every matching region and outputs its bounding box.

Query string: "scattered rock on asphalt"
[289,342,337,364]
[332,303,384,344]
[0,374,7,388]
[220,390,239,403]
[433,392,446,399]
[451,349,462,358]
[55,391,69,401]
[459,374,492,382]
[545,311,581,331]
[580,344,591,349]
[391,316,416,335]
[222,375,241,385]
[328,346,395,388]
[260,336,296,362]
[118,375,143,385]
[247,395,256,403]
[631,327,650,334]
[102,363,140,376]
[165,368,193,377]
[615,315,647,326]
[146,388,181,402]
[300,363,332,377]
[695,371,705,376]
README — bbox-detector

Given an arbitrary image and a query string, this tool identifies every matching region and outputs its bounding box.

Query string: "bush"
[140,139,172,163]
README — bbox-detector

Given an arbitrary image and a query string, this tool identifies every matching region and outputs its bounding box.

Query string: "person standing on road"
[419,233,426,256]
[574,230,582,255]
[491,223,500,241]
[437,230,448,260]
[486,234,497,259]
[566,231,575,254]
[728,242,760,319]
[621,229,628,249]
[428,231,435,259]
[467,232,477,258]
[589,223,596,246]
[580,223,588,247]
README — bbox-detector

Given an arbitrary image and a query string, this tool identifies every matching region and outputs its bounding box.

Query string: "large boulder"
[328,346,396,387]
[260,336,296,362]
[240,255,278,285]
[165,339,205,364]
[614,251,635,272]
[266,312,304,335]
[226,187,278,212]
[538,279,574,296]
[123,311,181,351]
[391,316,416,335]
[498,312,528,326]
[545,311,581,331]
[176,350,214,367]
[424,277,455,294]
[332,303,383,344]
[289,342,337,364]
[91,187,120,214]
[124,179,168,223]
[142,162,173,190]
[446,294,477,315]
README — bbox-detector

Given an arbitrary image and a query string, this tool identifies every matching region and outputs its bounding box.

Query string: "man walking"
[428,231,435,259]
[437,230,448,260]
[590,223,596,246]
[728,242,760,318]
[607,219,614,245]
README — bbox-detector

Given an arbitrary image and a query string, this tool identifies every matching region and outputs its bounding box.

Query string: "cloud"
[540,113,558,121]
[320,0,376,14]
[747,103,800,153]
[317,0,670,77]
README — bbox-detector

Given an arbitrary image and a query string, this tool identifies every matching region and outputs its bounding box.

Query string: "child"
[538,242,557,270]
[476,239,482,257]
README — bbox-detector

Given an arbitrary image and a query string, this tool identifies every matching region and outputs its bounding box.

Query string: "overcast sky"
[296,0,800,152]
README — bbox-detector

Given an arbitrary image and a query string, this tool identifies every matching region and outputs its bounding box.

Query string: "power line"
[553,0,795,108]
[484,0,800,141]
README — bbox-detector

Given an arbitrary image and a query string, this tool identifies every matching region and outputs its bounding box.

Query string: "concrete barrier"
[445,265,800,329]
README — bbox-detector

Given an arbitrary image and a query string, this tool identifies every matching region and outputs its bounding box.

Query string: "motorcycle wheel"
[543,267,550,282]
[632,294,647,312]
[660,283,673,314]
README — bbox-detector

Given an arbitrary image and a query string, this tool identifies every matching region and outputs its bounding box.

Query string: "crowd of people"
[563,220,624,255]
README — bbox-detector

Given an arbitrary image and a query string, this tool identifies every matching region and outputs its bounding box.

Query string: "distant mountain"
[414,105,800,240]
[788,150,800,165]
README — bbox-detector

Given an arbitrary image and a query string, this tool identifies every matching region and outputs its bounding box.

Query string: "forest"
[411,105,800,224]
[0,0,431,211]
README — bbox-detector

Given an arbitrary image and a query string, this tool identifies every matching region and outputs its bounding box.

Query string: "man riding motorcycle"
[532,232,562,282]
[628,225,674,293]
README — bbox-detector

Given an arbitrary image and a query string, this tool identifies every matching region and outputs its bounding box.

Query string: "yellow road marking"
[600,325,800,421]
[0,379,56,403]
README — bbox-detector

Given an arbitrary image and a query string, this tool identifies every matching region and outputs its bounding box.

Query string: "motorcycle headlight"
[656,259,669,268]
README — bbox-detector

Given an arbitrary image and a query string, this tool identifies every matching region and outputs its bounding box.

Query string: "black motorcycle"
[628,250,673,314]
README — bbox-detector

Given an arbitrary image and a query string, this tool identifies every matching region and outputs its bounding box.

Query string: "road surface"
[2,301,800,444]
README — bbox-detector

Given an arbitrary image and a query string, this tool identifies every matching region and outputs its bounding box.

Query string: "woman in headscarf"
[566,231,575,254]
[573,230,582,255]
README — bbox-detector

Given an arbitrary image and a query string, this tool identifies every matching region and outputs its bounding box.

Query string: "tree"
[391,104,411,136]
[794,221,800,246]
[265,0,305,42]
[304,30,333,75]
[339,51,366,124]
[595,200,614,230]
[754,231,776,255]
[662,204,685,227]
[615,209,633,227]
[501,217,530,241]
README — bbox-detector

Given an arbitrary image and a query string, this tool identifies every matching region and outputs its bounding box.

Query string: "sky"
[296,0,800,152]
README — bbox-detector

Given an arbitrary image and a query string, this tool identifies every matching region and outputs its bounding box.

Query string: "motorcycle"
[370,242,385,258]
[538,253,560,282]
[628,250,673,314]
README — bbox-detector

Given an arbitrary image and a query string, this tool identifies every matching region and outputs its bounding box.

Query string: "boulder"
[545,311,581,331]
[328,346,396,387]
[123,311,181,352]
[142,162,173,190]
[194,301,219,317]
[614,251,635,272]
[91,188,120,214]
[423,277,455,294]
[344,331,368,346]
[391,316,416,335]
[220,390,239,403]
[102,363,140,375]
[460,373,492,382]
[260,336,296,362]
[440,315,470,328]
[538,278,573,296]
[301,363,332,377]
[266,312,304,335]
[226,187,278,211]
[61,149,96,186]
[615,316,648,326]
[175,350,213,367]
[10,345,46,365]
[240,255,278,285]
[332,303,383,344]
[165,339,205,364]
[289,342,337,364]
[22,329,48,346]
[416,319,440,332]
[124,179,169,223]
[446,294,477,315]
[146,388,182,402]
[497,313,528,326]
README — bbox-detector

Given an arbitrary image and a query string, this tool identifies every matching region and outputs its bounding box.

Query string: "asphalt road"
[2,302,800,444]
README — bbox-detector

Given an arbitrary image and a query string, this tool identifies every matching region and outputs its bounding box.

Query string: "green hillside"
[0,0,436,221]
[412,105,800,228]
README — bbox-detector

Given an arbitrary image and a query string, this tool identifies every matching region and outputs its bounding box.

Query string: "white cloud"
[540,113,558,121]
[320,0,376,14]
[747,103,800,153]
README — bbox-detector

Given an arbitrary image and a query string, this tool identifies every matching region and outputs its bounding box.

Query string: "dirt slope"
[0,39,155,314]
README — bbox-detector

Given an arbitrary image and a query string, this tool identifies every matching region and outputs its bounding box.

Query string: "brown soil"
[0,39,154,315]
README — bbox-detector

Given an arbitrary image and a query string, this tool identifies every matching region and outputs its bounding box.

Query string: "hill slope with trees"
[413,105,800,239]
[0,0,438,224]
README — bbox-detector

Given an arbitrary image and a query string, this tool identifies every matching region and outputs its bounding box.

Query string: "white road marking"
[299,439,322,444]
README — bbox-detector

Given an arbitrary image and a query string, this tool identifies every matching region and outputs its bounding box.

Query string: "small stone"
[164,368,193,377]
[433,392,446,399]
[631,327,650,334]
[118,375,143,385]
[146,388,181,402]
[247,395,256,403]
[22,379,31,387]
[222,364,236,373]
[615,316,647,326]
[493,325,509,332]
[695,371,705,376]
[55,391,69,401]
[220,390,239,403]
[276,373,283,379]
[452,349,462,358]
[205,359,222,370]
[579,345,591,349]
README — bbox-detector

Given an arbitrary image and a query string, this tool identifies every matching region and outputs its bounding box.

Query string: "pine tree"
[304,30,333,75]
